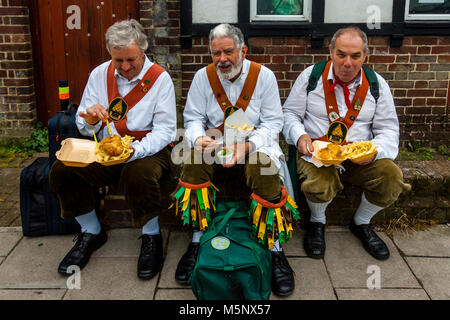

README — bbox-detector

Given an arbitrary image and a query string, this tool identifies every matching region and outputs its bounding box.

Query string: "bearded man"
[171,23,299,297]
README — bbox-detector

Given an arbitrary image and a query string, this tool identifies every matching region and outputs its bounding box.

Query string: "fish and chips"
[96,134,134,163]
[313,140,377,165]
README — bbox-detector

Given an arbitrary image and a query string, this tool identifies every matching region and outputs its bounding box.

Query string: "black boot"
[304,221,326,259]
[58,229,108,276]
[137,234,164,280]
[175,242,200,285]
[271,250,295,297]
[349,220,390,260]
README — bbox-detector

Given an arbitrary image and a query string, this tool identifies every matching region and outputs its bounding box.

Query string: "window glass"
[408,0,449,14]
[256,0,303,15]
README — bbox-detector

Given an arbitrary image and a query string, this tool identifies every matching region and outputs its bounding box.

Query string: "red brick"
[414,81,428,88]
[431,46,450,54]
[388,64,415,72]
[411,37,438,45]
[412,98,426,106]
[426,98,446,106]
[368,55,395,64]
[368,37,389,46]
[271,55,285,63]
[429,80,449,88]
[389,81,414,88]
[417,46,431,54]
[415,64,429,72]
[407,90,434,97]
[267,47,292,54]
[437,55,450,63]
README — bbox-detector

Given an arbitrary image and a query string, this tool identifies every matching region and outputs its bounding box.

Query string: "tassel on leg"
[248,187,301,249]
[169,179,219,231]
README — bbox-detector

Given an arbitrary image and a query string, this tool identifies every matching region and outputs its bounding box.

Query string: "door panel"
[30,0,139,124]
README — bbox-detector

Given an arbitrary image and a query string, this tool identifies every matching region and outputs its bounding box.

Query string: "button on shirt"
[76,56,177,162]
[282,63,400,163]
[183,59,284,168]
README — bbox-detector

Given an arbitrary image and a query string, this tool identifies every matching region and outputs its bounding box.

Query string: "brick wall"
[0,0,35,140]
[181,35,450,148]
[139,0,183,127]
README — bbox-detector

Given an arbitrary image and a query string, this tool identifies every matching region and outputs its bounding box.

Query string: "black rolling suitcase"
[20,157,80,236]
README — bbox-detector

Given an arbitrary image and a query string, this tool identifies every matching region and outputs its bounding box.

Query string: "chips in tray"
[96,135,134,165]
[312,140,377,165]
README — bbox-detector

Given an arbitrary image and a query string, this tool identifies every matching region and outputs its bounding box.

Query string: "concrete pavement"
[0,224,448,300]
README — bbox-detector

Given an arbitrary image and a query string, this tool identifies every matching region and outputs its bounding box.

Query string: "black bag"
[48,103,81,165]
[20,157,80,236]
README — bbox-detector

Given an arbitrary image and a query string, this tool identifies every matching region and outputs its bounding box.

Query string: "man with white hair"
[171,23,298,297]
[50,19,177,280]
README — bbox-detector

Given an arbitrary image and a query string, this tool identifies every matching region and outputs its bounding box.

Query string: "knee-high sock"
[142,216,160,235]
[192,230,204,243]
[75,209,101,235]
[269,240,282,252]
[306,199,332,224]
[354,193,384,225]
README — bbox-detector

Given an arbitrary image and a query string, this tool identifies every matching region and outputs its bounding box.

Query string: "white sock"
[270,240,282,252]
[306,199,332,224]
[142,216,160,235]
[75,209,101,235]
[192,230,204,243]
[354,193,384,225]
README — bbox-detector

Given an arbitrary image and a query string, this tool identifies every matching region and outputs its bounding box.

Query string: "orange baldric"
[106,62,165,141]
[206,61,262,133]
[316,61,370,145]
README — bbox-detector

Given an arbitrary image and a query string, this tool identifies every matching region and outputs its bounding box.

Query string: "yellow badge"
[108,97,128,122]
[224,106,239,121]
[327,121,348,145]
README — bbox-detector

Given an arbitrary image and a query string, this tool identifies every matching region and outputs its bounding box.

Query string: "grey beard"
[216,59,243,80]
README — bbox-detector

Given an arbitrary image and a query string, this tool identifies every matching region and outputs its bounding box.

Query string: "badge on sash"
[108,97,128,122]
[328,111,340,122]
[354,98,362,111]
[224,106,239,121]
[327,121,348,145]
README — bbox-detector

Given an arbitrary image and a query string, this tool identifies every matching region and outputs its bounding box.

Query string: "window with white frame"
[250,0,312,22]
[405,0,450,20]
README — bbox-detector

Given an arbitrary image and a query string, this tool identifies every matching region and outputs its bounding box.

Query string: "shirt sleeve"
[248,68,283,151]
[371,75,400,161]
[183,70,208,148]
[127,71,177,161]
[75,67,104,137]
[282,66,312,146]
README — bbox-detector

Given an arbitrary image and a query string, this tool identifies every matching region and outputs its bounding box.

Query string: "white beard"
[216,53,243,80]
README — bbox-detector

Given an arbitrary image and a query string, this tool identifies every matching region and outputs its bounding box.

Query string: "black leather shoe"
[58,229,107,276]
[138,234,163,280]
[349,220,390,260]
[175,242,200,285]
[304,221,326,259]
[271,250,295,297]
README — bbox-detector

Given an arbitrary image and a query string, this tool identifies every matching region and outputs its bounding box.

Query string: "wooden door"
[30,0,139,125]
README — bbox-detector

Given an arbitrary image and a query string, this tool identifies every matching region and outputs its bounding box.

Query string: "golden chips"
[314,141,377,164]
[96,135,134,163]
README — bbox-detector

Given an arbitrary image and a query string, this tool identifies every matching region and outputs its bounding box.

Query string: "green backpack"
[190,201,272,300]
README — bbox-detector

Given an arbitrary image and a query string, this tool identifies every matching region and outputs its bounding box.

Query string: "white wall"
[192,0,238,24]
[325,0,393,23]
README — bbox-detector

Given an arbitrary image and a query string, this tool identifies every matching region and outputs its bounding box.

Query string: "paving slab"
[324,231,421,289]
[283,230,307,257]
[336,288,429,300]
[393,225,450,257]
[155,288,196,300]
[0,235,77,289]
[0,289,66,300]
[271,258,336,300]
[95,228,144,257]
[0,231,22,257]
[159,231,192,289]
[405,257,450,300]
[63,257,157,300]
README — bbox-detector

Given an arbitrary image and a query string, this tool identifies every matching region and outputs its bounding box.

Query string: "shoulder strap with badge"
[206,61,262,133]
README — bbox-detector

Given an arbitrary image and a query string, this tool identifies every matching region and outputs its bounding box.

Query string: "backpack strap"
[362,65,379,103]
[307,61,379,104]
[306,60,328,95]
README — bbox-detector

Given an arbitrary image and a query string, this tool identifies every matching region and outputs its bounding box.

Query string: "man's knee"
[299,165,343,203]
[364,159,410,207]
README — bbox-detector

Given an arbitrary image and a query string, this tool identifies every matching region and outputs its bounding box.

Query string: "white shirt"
[282,63,400,162]
[183,59,284,168]
[76,56,177,162]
